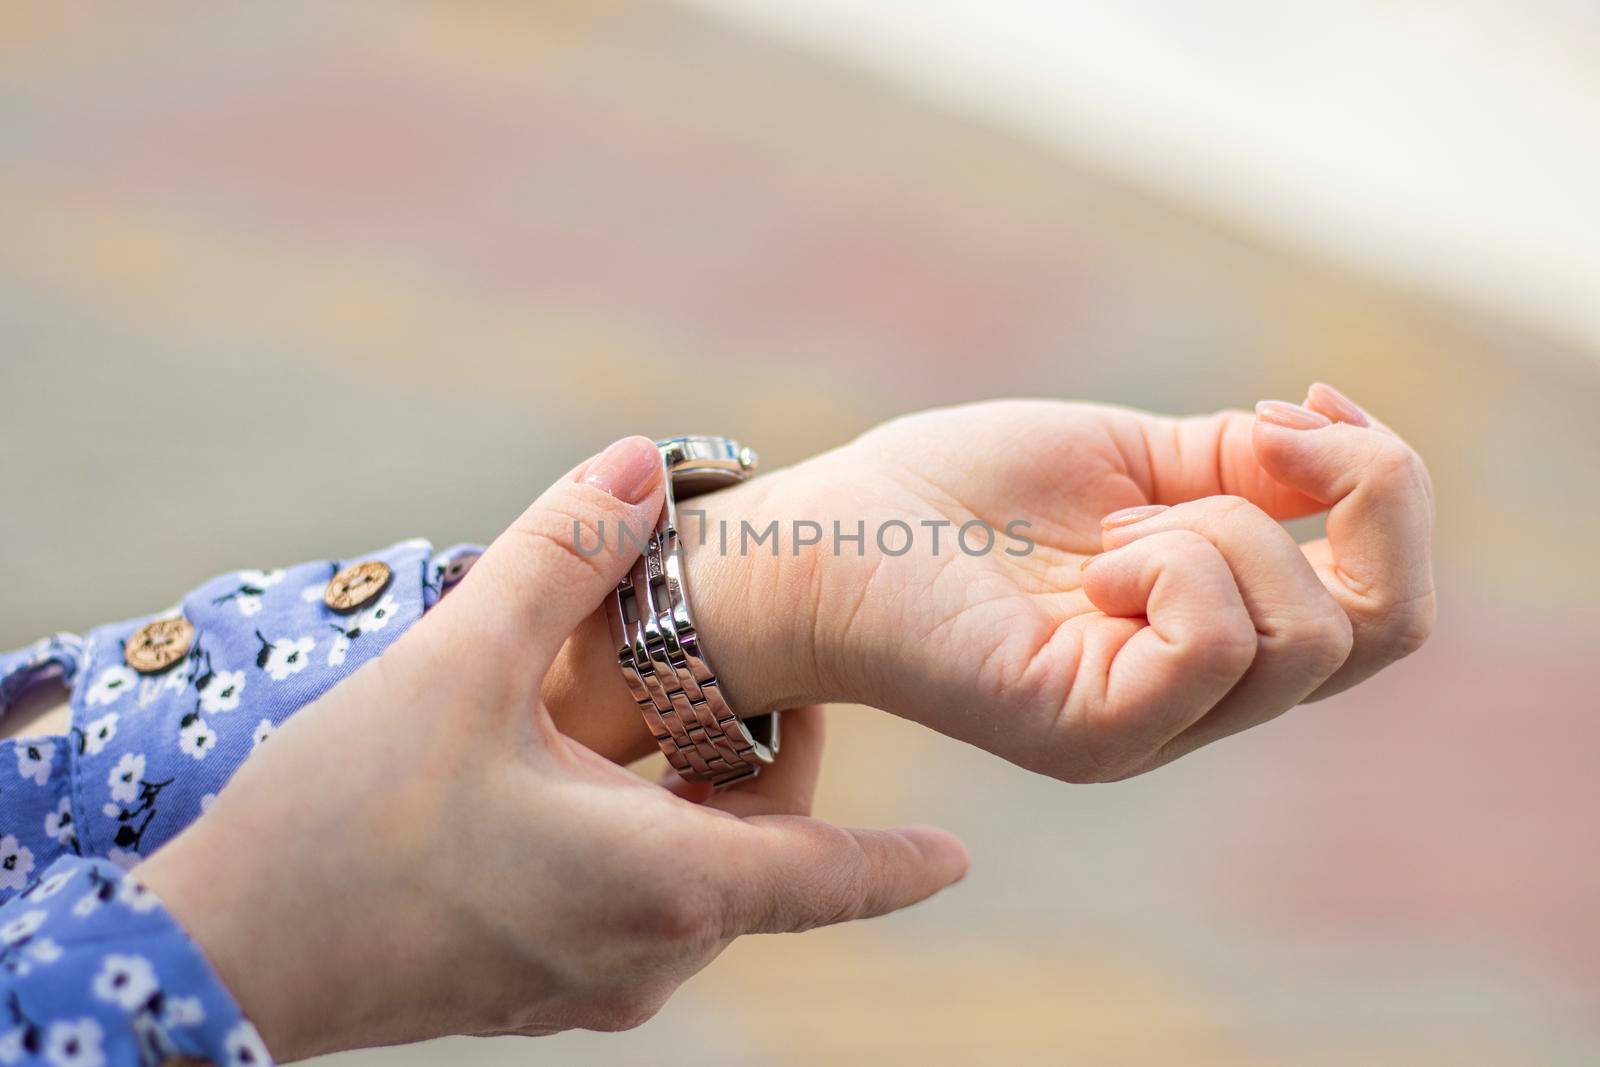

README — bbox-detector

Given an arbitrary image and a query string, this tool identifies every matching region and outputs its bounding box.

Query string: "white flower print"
[71,891,102,919]
[356,592,397,634]
[252,719,275,749]
[92,953,159,1011]
[0,910,44,944]
[178,717,217,760]
[0,838,34,892]
[0,1029,22,1065]
[197,669,245,715]
[200,792,218,814]
[15,739,54,786]
[239,568,285,589]
[84,665,135,708]
[215,568,284,617]
[300,582,326,603]
[258,633,315,681]
[28,867,75,902]
[108,752,146,805]
[44,1017,105,1067]
[80,713,117,756]
[224,1021,271,1067]
[117,874,160,913]
[161,995,205,1028]
[137,665,188,709]
[27,938,60,964]
[326,632,351,667]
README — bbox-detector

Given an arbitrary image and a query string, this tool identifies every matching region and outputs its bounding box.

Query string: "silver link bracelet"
[606,436,779,787]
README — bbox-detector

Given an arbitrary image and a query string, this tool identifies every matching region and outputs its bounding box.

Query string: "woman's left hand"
[136,436,969,1062]
[555,386,1434,784]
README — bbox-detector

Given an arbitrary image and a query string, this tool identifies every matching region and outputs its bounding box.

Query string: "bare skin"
[546,382,1434,781]
[19,383,1432,783]
[138,438,969,1060]
[103,382,1427,1060]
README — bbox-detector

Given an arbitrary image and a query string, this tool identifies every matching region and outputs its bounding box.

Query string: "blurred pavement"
[3,3,1598,1064]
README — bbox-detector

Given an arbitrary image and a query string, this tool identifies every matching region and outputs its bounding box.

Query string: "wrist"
[138,825,344,1061]
[541,470,824,760]
[680,471,824,714]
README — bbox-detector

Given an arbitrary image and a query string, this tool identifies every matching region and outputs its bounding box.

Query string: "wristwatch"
[606,436,780,787]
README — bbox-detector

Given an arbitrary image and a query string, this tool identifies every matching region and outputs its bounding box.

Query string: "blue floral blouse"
[0,541,480,1067]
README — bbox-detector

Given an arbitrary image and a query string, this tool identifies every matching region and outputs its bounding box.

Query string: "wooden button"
[124,617,194,674]
[157,1058,216,1067]
[323,560,392,613]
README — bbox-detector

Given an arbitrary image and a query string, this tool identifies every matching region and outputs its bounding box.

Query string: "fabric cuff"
[0,856,271,1067]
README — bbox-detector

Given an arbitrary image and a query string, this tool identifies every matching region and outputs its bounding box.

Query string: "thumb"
[426,435,664,684]
[723,819,970,936]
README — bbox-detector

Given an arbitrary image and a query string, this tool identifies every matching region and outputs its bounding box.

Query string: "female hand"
[549,384,1434,783]
[135,436,969,1062]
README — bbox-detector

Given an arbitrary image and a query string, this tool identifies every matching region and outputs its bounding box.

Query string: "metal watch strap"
[607,436,779,787]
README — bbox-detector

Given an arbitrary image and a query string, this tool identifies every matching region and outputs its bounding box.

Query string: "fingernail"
[1079,553,1098,572]
[1255,400,1331,431]
[1101,504,1168,529]
[579,436,660,504]
[1307,382,1369,427]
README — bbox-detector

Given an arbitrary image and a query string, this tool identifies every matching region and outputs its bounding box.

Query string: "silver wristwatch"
[606,436,779,787]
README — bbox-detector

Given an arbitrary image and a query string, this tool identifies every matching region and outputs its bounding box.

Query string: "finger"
[1306,381,1399,439]
[658,766,715,805]
[1108,408,1325,519]
[412,436,664,689]
[1303,382,1435,513]
[1100,497,1352,765]
[1073,529,1257,779]
[1252,395,1435,698]
[723,819,969,936]
[704,705,826,818]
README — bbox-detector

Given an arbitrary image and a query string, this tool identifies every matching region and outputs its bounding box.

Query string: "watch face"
[658,435,756,497]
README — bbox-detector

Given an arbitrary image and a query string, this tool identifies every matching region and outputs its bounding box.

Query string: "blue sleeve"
[0,856,270,1067]
[0,542,484,1065]
[0,542,484,885]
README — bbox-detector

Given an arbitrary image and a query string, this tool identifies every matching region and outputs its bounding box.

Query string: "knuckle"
[1367,439,1430,494]
[1147,528,1218,565]
[1279,606,1355,677]
[1377,593,1435,658]
[1160,527,1214,552]
[1191,610,1259,675]
[1206,494,1261,523]
[806,828,872,929]
[508,507,614,584]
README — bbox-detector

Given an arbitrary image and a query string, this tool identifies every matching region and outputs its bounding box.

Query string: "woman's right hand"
[135,437,968,1062]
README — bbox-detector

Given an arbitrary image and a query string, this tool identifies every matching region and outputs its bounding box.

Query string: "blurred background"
[3,2,1598,1064]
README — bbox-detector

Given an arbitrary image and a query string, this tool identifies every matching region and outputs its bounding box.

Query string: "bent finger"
[1252,395,1436,698]
[1072,529,1257,778]
[1109,408,1325,519]
[1101,497,1352,763]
